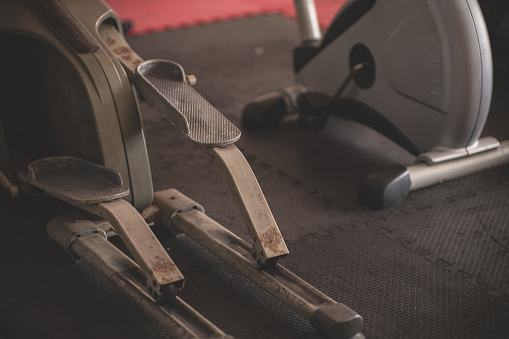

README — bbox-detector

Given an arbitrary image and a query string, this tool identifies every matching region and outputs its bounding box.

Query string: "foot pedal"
[99,24,287,265]
[30,157,183,299]
[135,60,241,146]
[28,156,129,204]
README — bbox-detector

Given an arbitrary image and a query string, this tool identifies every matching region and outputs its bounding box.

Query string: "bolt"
[186,75,198,86]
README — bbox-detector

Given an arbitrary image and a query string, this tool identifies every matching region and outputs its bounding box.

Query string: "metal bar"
[154,189,363,339]
[46,214,231,339]
[83,199,185,299]
[209,145,289,266]
[409,139,509,191]
[332,63,367,100]
[98,22,142,77]
[294,0,322,43]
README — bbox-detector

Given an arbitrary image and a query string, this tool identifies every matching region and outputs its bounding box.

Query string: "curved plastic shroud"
[135,60,241,147]
[0,0,154,210]
[297,0,493,154]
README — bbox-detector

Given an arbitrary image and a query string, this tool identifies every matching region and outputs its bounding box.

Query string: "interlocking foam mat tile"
[104,0,347,35]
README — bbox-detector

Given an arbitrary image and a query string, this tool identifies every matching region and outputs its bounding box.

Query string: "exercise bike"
[242,0,509,209]
[0,0,363,338]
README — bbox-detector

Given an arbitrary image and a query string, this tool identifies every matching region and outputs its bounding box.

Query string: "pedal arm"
[83,199,185,299]
[209,145,289,265]
[153,189,363,339]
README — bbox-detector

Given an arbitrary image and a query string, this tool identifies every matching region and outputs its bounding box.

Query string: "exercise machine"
[242,0,509,209]
[0,0,363,337]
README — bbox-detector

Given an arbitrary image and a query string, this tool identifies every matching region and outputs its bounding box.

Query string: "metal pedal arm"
[100,23,288,265]
[82,199,185,300]
[153,189,363,339]
[209,145,288,265]
[46,214,231,338]
[28,156,184,300]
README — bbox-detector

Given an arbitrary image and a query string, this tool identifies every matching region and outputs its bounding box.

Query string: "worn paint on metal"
[259,226,286,256]
[150,255,184,286]
[100,25,143,75]
[141,204,161,225]
[104,36,142,67]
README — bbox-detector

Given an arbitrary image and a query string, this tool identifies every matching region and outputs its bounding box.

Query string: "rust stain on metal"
[112,47,143,67]
[105,36,116,47]
[132,59,143,67]
[141,204,161,224]
[113,46,133,61]
[102,26,142,69]
[259,226,286,255]
[150,256,182,282]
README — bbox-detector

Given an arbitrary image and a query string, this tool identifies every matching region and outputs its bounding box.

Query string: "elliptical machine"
[0,0,363,338]
[242,0,509,209]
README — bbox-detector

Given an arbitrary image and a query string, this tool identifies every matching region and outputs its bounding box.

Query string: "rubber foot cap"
[242,91,287,131]
[311,303,363,339]
[358,165,411,209]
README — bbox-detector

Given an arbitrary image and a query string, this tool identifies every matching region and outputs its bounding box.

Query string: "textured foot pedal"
[30,157,184,300]
[135,60,241,146]
[28,156,129,204]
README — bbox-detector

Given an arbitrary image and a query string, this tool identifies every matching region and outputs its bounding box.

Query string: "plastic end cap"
[311,303,363,339]
[358,165,411,209]
[241,91,287,131]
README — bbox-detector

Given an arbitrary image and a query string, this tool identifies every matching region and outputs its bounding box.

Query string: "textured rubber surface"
[1,15,508,339]
[141,71,241,145]
[29,158,129,204]
[31,169,128,204]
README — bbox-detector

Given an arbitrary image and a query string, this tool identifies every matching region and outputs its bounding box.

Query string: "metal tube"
[209,145,289,265]
[294,0,322,43]
[86,199,185,296]
[409,140,509,191]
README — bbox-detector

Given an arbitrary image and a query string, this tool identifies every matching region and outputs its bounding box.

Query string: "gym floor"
[1,13,509,339]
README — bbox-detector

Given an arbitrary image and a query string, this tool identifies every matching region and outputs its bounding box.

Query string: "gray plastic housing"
[297,0,493,153]
[0,0,153,210]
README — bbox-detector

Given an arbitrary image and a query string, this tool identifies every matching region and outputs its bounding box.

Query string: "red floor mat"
[104,0,347,35]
